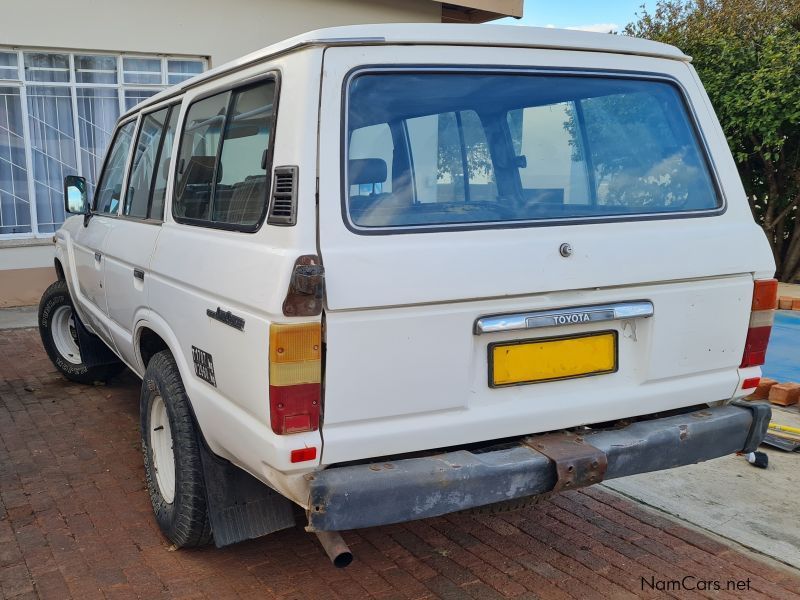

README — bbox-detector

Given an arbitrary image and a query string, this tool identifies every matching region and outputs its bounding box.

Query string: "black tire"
[38,280,124,384]
[140,350,212,548]
[463,493,552,515]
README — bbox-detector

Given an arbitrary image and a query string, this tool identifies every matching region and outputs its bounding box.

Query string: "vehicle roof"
[125,23,689,117]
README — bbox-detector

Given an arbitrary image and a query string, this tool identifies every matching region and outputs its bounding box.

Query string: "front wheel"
[38,280,123,384]
[140,351,212,548]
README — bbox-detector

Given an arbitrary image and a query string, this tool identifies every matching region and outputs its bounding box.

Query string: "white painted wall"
[0,244,55,271]
[0,0,442,66]
[0,0,444,273]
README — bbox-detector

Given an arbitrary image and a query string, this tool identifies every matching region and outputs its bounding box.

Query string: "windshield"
[345,72,720,230]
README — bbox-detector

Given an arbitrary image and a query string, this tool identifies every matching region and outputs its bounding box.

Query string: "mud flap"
[198,439,296,547]
[73,315,120,367]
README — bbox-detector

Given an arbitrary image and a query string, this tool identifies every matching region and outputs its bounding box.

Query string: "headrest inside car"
[349,158,387,186]
[182,156,222,185]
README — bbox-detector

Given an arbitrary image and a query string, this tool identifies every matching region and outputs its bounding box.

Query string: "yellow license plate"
[489,331,618,387]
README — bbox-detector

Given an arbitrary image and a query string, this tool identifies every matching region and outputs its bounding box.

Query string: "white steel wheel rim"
[51,305,82,364]
[150,395,176,504]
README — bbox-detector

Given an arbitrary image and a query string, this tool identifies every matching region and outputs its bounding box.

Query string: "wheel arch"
[133,313,188,378]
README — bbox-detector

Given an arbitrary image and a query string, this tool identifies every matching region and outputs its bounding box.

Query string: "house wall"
[0,0,444,307]
[0,0,442,65]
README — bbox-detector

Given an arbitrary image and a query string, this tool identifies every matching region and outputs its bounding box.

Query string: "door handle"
[133,269,145,281]
[94,251,102,262]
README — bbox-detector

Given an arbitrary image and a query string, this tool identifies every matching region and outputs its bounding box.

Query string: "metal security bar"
[0,48,207,238]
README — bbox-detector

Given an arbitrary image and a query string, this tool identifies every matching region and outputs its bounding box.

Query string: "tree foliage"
[625,0,800,281]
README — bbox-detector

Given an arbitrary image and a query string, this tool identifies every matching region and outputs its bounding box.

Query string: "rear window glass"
[345,73,719,230]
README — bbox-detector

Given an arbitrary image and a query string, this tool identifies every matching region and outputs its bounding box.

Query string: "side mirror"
[64,175,89,215]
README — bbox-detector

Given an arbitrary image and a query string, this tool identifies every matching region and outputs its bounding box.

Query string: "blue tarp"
[761,310,800,383]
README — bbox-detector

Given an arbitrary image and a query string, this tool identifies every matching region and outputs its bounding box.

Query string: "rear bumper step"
[307,401,770,531]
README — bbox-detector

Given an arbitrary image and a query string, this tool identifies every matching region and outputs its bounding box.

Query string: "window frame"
[171,71,281,233]
[0,47,207,239]
[118,101,182,225]
[91,116,139,215]
[340,66,727,236]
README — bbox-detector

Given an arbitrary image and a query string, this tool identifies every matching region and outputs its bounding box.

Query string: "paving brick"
[2,327,800,599]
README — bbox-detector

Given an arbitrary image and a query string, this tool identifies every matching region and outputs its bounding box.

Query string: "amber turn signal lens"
[269,323,321,363]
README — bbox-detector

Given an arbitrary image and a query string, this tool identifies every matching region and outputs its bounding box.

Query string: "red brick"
[768,382,800,406]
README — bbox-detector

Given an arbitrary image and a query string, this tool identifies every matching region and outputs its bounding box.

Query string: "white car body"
[53,24,774,513]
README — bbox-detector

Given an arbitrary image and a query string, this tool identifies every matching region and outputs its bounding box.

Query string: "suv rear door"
[316,45,774,465]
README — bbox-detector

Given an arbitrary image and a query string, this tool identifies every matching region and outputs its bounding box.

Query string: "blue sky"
[494,1,658,32]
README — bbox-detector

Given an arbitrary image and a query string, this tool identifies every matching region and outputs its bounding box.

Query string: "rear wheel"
[140,351,212,547]
[38,280,123,384]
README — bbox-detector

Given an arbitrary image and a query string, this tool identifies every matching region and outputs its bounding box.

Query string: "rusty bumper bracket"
[523,433,608,492]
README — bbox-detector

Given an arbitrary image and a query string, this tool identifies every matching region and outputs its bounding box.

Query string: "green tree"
[626,0,800,281]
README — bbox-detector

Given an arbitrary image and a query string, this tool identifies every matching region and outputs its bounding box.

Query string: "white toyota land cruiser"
[39,25,775,566]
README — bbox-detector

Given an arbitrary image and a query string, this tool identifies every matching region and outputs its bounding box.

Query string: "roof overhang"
[436,0,523,23]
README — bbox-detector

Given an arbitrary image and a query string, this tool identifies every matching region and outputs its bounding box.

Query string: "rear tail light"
[740,279,777,368]
[269,322,321,434]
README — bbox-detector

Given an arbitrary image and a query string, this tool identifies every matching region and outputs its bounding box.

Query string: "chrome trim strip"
[474,301,654,335]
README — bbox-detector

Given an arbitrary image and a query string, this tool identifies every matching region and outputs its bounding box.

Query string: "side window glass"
[125,107,170,219]
[212,81,275,226]
[406,110,493,203]
[149,107,179,220]
[94,121,135,214]
[407,112,464,203]
[173,92,230,221]
[348,123,393,197]
[173,80,276,228]
[507,103,591,206]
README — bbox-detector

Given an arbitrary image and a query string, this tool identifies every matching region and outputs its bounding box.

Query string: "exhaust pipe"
[315,531,353,568]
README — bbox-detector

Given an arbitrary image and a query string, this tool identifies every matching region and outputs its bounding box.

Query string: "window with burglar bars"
[0,49,206,236]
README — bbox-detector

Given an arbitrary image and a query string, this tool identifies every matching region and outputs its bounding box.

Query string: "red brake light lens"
[269,383,320,434]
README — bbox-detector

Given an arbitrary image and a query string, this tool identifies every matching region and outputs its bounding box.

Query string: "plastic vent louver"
[268,166,299,226]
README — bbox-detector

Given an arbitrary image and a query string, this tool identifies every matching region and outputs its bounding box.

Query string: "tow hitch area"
[523,433,608,492]
[307,402,771,535]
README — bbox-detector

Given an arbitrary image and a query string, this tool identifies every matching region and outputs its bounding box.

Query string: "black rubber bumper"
[307,402,770,531]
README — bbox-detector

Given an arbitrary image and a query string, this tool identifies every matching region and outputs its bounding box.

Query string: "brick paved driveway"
[1,328,799,600]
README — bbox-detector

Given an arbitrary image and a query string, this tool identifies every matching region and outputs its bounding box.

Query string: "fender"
[55,227,104,339]
[134,311,299,543]
[133,309,314,507]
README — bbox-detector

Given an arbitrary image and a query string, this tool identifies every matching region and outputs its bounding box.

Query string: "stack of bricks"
[777,295,800,310]
[748,377,800,406]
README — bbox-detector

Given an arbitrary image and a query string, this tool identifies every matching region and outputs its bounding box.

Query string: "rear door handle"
[133,269,145,280]
[94,251,102,262]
